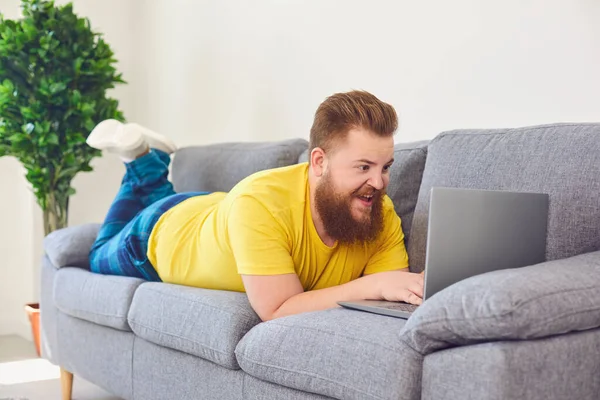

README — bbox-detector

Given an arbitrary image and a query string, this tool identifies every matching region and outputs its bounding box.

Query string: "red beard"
[314,173,385,245]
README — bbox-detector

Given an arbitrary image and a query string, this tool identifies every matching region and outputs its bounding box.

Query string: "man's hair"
[309,90,398,152]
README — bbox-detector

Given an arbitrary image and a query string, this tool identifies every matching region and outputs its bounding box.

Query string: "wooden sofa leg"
[60,367,73,400]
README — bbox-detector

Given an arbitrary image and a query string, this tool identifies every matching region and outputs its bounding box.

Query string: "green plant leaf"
[73,57,83,72]
[20,107,36,120]
[9,132,27,143]
[46,132,59,145]
[48,82,66,94]
[2,80,15,91]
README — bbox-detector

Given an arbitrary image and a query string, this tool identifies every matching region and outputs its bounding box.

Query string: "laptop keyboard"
[380,303,419,312]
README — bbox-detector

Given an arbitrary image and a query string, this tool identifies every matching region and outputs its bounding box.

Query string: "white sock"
[123,123,177,155]
[86,119,149,162]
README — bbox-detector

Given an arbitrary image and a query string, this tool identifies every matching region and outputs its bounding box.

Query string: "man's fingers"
[404,290,423,305]
[408,292,422,305]
[414,274,424,288]
[408,282,423,298]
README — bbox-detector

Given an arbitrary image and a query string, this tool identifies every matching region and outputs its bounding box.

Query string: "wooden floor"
[0,335,121,400]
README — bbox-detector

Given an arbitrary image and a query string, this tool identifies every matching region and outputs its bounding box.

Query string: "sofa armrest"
[43,223,101,269]
[401,250,600,354]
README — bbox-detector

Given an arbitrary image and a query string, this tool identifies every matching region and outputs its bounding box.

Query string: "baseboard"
[0,317,33,341]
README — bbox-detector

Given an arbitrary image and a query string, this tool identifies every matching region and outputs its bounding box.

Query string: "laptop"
[338,187,549,319]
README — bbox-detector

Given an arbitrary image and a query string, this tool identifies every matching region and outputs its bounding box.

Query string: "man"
[88,90,424,321]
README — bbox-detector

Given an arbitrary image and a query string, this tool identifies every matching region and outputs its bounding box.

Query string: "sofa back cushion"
[172,139,308,193]
[408,123,600,272]
[386,141,429,245]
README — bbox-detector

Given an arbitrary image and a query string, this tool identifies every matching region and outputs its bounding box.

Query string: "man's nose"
[367,173,385,190]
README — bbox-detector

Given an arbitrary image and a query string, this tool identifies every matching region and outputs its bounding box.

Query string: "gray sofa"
[40,123,600,400]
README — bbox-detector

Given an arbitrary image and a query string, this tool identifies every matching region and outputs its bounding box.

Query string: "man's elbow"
[259,314,275,322]
[259,307,284,322]
[252,305,281,322]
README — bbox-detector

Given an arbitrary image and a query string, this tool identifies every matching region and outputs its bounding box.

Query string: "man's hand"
[367,270,424,305]
[242,269,424,321]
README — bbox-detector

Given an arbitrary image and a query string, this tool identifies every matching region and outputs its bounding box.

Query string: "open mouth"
[356,194,374,207]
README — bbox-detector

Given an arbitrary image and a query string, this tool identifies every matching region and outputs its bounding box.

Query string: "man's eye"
[359,165,370,171]
[383,165,391,172]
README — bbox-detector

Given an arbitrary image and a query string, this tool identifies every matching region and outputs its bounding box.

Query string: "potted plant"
[0,0,126,356]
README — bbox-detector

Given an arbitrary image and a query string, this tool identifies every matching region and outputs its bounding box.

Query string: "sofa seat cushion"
[128,283,261,370]
[235,308,423,400]
[54,268,144,331]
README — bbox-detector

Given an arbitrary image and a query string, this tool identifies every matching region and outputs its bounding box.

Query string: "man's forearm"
[270,274,380,320]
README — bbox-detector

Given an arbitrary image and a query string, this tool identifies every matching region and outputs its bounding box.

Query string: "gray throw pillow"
[401,250,600,354]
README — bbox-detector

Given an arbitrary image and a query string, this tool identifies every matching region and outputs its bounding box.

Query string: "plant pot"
[24,303,41,357]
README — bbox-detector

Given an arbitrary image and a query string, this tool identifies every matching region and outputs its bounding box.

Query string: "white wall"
[0,0,35,338]
[138,0,600,146]
[1,0,599,338]
[0,157,34,337]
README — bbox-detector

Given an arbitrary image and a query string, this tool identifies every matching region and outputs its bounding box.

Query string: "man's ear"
[310,147,326,177]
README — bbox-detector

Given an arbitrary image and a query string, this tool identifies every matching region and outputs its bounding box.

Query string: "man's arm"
[229,195,422,321]
[242,270,423,321]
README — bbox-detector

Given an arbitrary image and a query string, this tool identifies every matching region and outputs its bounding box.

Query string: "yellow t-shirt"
[148,163,409,292]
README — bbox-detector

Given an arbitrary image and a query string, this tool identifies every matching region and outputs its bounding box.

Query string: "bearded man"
[87,90,424,321]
